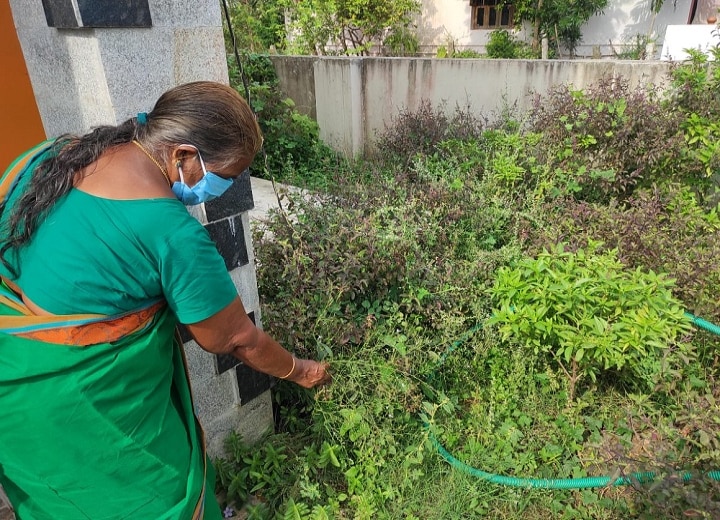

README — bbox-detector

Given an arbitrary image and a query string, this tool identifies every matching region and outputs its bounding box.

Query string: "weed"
[219,62,720,518]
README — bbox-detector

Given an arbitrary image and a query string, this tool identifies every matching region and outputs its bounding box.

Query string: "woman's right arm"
[185,296,330,389]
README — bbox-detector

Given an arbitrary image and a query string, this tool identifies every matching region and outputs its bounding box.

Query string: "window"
[470,0,514,30]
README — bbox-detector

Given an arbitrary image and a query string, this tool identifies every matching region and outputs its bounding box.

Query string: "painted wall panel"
[0,2,46,171]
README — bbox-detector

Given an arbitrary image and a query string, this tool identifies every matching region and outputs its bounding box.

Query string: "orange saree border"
[0,300,167,346]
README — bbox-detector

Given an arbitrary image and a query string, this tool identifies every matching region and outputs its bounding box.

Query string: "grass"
[218,54,720,518]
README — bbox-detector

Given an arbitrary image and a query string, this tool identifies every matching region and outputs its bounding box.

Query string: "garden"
[215,46,720,519]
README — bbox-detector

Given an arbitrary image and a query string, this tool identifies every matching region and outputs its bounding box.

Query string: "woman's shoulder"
[65,189,203,245]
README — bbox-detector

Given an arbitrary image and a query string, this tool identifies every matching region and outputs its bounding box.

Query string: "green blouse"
[1,184,238,324]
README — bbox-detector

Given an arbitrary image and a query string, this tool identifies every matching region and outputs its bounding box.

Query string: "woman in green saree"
[0,81,330,519]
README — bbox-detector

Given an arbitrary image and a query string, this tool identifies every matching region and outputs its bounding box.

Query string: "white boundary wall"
[272,56,674,157]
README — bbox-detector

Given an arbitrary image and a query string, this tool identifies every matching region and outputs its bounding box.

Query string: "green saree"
[0,143,224,519]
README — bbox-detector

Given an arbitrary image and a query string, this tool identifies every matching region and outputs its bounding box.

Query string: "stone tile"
[42,0,154,28]
[97,29,175,120]
[77,0,152,28]
[149,0,221,27]
[191,369,240,422]
[235,363,272,405]
[173,28,228,85]
[8,0,46,27]
[204,215,249,271]
[183,338,218,382]
[203,390,274,457]
[205,172,254,222]
[229,261,260,314]
[40,0,79,28]
[16,27,112,136]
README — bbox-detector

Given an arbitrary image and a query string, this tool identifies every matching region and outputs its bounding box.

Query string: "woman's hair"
[0,81,262,275]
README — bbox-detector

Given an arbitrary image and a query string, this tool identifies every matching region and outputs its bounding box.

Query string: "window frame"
[470,0,515,30]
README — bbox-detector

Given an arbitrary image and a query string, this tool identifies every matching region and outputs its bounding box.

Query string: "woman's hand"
[187,297,332,389]
[288,358,331,389]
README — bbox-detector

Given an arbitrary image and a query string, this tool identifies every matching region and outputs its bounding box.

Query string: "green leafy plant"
[383,25,420,56]
[228,53,340,187]
[529,76,685,202]
[668,47,720,119]
[485,29,536,59]
[612,34,653,60]
[222,0,287,54]
[488,243,693,398]
[512,0,609,55]
[520,184,720,323]
[681,112,720,179]
[373,99,486,167]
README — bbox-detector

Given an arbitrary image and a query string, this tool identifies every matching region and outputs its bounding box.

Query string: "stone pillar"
[182,180,275,456]
[7,0,275,459]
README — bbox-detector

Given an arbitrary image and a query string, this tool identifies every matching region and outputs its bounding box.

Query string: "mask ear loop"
[176,161,184,183]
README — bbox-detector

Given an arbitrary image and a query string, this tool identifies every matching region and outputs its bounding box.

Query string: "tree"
[512,0,608,56]
[223,0,287,53]
[282,0,421,56]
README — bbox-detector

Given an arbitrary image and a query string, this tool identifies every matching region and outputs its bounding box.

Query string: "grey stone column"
[182,176,275,456]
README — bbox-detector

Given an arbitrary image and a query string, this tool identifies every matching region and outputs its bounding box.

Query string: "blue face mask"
[172,149,233,205]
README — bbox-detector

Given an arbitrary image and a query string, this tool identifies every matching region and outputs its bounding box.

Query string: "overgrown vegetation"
[485,29,538,59]
[216,44,720,519]
[226,53,341,188]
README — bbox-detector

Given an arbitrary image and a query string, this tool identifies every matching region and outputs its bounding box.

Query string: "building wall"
[415,0,714,58]
[0,2,45,170]
[6,0,274,460]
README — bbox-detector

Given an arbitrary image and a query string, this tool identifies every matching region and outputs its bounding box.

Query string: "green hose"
[686,311,720,336]
[427,311,720,489]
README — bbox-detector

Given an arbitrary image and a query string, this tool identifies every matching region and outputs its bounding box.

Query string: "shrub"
[667,47,720,120]
[520,184,720,323]
[228,53,339,187]
[528,76,685,202]
[226,70,720,519]
[452,48,484,58]
[383,25,420,56]
[222,0,286,54]
[373,100,486,166]
[254,164,516,359]
[486,30,517,58]
[488,243,693,397]
[485,30,538,59]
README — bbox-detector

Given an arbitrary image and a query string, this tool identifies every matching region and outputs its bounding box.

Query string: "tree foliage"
[282,0,422,56]
[512,0,608,55]
[222,0,287,53]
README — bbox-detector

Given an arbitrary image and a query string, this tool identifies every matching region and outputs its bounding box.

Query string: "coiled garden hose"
[426,311,720,489]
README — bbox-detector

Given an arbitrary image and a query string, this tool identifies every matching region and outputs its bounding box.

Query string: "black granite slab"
[205,171,254,223]
[204,214,249,271]
[235,362,272,404]
[42,0,152,28]
[41,0,79,28]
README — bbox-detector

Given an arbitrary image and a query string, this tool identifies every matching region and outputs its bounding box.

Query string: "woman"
[0,81,330,519]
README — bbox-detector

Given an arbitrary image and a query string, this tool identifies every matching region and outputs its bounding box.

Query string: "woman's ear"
[170,144,199,166]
